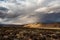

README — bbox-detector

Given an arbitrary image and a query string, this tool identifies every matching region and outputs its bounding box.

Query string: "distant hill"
[0,22,60,28]
[24,22,60,28]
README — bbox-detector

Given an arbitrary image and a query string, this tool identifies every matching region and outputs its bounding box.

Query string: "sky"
[0,0,60,25]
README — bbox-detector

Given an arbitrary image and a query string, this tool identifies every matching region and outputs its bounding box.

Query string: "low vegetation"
[0,27,60,40]
[0,23,60,40]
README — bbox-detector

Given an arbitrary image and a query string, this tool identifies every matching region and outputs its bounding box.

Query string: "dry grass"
[24,23,42,28]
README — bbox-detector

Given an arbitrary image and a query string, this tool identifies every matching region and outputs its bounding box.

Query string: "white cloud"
[0,0,60,24]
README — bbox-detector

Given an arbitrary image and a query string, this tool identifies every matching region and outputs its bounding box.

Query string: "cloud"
[35,0,60,13]
[0,0,60,24]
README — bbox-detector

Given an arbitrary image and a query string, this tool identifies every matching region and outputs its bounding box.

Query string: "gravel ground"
[0,27,60,40]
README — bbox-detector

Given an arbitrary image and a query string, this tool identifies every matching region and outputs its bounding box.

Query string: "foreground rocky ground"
[0,27,60,40]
